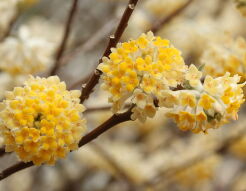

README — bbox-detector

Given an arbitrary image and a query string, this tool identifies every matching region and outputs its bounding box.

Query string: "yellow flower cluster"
[202,36,246,82]
[165,65,245,133]
[98,32,186,122]
[0,26,55,75]
[174,155,220,187]
[0,76,86,165]
[235,0,246,16]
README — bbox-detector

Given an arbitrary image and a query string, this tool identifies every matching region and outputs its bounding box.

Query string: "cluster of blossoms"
[166,65,245,133]
[235,0,246,17]
[0,0,38,38]
[0,76,86,165]
[174,155,221,187]
[98,32,187,122]
[0,26,55,75]
[99,32,245,133]
[201,35,246,82]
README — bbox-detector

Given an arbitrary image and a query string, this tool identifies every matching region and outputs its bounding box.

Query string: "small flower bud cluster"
[0,76,86,165]
[98,32,187,122]
[202,36,246,81]
[0,26,55,75]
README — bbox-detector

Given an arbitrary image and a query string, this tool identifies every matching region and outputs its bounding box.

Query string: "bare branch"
[0,11,19,42]
[91,143,136,189]
[150,0,194,34]
[80,0,140,103]
[78,106,133,147]
[61,18,117,68]
[0,161,34,180]
[49,0,79,76]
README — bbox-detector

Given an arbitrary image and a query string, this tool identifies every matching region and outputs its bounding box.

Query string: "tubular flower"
[166,65,245,133]
[235,0,246,16]
[0,76,86,165]
[98,32,186,122]
[201,36,246,82]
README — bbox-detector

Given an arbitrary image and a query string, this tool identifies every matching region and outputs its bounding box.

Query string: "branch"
[0,161,33,180]
[84,105,112,114]
[0,107,133,181]
[78,106,133,147]
[0,11,19,42]
[150,0,194,34]
[49,0,79,76]
[60,18,117,68]
[0,148,6,157]
[84,103,131,114]
[68,71,92,90]
[91,143,136,189]
[80,0,139,103]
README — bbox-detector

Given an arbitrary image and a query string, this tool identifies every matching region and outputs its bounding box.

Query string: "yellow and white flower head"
[0,76,86,165]
[202,36,246,81]
[0,26,55,75]
[98,32,187,122]
[235,0,246,17]
[166,65,245,133]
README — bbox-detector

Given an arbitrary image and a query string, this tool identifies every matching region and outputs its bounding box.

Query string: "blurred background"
[0,0,246,190]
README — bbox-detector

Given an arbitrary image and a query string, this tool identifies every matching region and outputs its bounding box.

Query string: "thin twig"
[80,0,139,103]
[84,105,112,114]
[78,106,133,147]
[50,0,79,76]
[150,0,194,34]
[213,0,229,17]
[0,11,19,42]
[91,143,136,189]
[0,106,133,181]
[68,71,93,90]
[61,18,117,67]
[84,103,132,114]
[0,161,34,180]
[0,148,6,157]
